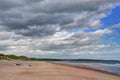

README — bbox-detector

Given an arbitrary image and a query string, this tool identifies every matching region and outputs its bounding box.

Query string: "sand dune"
[0,60,120,80]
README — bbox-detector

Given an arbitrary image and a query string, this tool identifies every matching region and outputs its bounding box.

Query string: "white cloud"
[91,29,112,36]
[88,20,101,28]
[110,23,120,28]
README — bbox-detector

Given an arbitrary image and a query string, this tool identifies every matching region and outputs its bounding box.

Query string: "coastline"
[51,62,120,77]
[0,60,120,80]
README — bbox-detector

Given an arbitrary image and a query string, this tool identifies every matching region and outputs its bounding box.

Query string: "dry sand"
[0,60,120,80]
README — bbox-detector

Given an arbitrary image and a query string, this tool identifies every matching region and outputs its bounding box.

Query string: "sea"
[53,60,120,75]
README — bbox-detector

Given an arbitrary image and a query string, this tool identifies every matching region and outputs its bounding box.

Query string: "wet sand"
[0,60,120,80]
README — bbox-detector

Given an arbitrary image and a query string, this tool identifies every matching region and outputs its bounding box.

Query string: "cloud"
[0,45,8,51]
[110,22,120,28]
[0,0,119,37]
[27,0,119,13]
[26,29,112,54]
[13,24,60,37]
[0,0,24,11]
[0,0,119,58]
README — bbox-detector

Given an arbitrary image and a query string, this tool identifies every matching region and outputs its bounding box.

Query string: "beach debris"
[28,65,31,66]
[15,63,21,66]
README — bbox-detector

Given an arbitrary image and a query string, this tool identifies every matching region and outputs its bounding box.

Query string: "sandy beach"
[0,60,120,80]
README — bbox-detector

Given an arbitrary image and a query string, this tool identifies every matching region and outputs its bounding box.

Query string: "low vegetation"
[0,53,62,61]
[0,54,29,61]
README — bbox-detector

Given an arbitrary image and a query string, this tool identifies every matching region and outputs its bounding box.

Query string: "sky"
[0,0,120,60]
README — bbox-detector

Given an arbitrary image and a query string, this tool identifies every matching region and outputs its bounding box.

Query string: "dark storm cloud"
[14,25,59,37]
[28,0,119,13]
[0,0,43,11]
[0,0,119,37]
[1,13,74,37]
[0,0,22,11]
[27,14,74,26]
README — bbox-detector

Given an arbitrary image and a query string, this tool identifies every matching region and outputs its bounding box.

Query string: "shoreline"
[0,60,120,80]
[50,62,120,77]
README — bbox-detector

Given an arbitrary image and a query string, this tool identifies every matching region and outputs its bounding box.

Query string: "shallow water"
[54,61,120,75]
